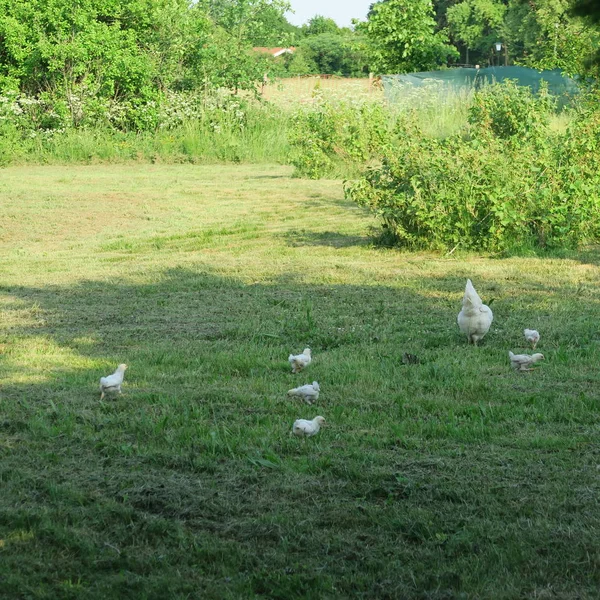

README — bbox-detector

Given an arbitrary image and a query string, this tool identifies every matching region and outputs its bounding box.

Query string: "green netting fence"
[382,66,578,105]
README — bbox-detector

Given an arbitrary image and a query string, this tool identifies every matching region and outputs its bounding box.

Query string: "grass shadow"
[282,229,371,248]
[1,265,600,599]
[246,174,289,180]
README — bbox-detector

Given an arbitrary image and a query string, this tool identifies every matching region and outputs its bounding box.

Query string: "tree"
[432,0,463,28]
[0,0,165,99]
[446,0,507,65]
[432,0,600,75]
[202,0,300,46]
[195,0,292,92]
[300,32,368,76]
[285,47,317,75]
[570,0,600,73]
[362,0,459,73]
[0,0,291,113]
[572,0,600,22]
[505,0,600,77]
[200,0,291,44]
[246,6,302,46]
[301,15,339,36]
[127,0,212,91]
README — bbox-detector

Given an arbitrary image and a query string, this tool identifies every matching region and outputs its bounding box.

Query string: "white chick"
[288,348,312,373]
[457,279,493,345]
[524,329,540,349]
[287,381,320,404]
[292,416,326,437]
[99,364,127,399]
[508,351,544,371]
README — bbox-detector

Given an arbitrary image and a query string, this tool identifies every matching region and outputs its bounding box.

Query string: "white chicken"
[524,329,540,349]
[288,348,312,373]
[292,416,326,437]
[99,364,127,399]
[457,279,493,345]
[508,351,544,371]
[287,381,320,404]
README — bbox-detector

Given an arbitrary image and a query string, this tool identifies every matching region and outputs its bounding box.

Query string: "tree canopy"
[362,0,459,73]
[301,15,340,36]
[446,0,506,63]
[0,0,599,104]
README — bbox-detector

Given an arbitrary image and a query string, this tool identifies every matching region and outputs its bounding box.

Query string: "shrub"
[0,92,69,134]
[468,79,555,140]
[0,89,291,166]
[344,91,600,252]
[288,97,393,178]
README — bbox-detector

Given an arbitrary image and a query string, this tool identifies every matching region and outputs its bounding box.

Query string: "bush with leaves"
[0,0,285,129]
[295,33,369,77]
[0,92,69,132]
[468,80,555,139]
[344,86,600,252]
[289,97,393,178]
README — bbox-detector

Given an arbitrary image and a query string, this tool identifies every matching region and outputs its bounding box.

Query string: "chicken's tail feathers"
[463,279,483,307]
[508,351,515,359]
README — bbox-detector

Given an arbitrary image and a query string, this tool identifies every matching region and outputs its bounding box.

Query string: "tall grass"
[383,80,573,138]
[262,76,382,106]
[0,81,574,168]
[46,122,290,165]
[0,108,291,166]
[0,89,293,165]
[385,82,475,137]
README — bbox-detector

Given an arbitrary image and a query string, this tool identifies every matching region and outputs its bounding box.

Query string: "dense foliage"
[343,83,600,252]
[361,0,459,74]
[290,33,368,77]
[357,0,600,75]
[277,15,368,77]
[0,0,599,117]
[446,0,507,65]
[0,0,291,125]
[289,96,392,178]
[441,0,600,76]
[467,79,555,139]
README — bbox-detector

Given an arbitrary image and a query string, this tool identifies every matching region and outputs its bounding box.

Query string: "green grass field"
[1,164,600,599]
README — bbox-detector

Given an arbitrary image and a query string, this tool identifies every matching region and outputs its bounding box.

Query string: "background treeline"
[245,0,600,80]
[1,0,600,107]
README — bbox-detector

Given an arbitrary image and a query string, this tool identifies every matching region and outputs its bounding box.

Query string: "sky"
[285,0,373,28]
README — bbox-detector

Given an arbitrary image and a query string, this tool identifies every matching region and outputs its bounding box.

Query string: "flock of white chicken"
[458,278,543,370]
[286,348,325,437]
[98,279,543,439]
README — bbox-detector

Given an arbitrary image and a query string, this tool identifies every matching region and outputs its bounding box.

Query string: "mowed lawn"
[1,164,600,599]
